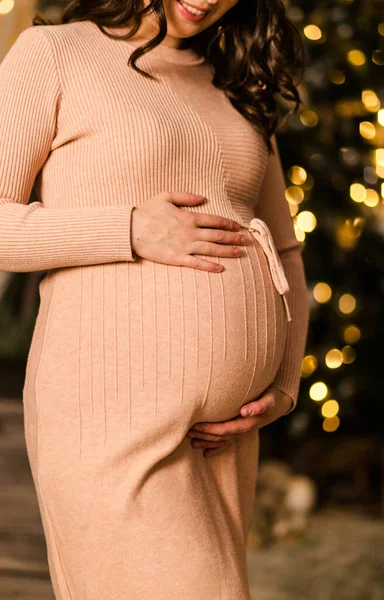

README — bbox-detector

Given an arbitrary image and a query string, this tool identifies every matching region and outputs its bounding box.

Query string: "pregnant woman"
[0,0,310,597]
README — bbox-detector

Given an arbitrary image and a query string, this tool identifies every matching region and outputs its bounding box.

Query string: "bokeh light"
[339,293,356,314]
[325,349,343,369]
[310,382,328,401]
[313,282,332,303]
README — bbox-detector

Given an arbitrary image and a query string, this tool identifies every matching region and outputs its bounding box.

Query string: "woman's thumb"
[167,192,206,206]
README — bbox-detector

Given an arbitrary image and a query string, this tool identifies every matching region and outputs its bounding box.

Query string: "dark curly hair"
[33,0,305,154]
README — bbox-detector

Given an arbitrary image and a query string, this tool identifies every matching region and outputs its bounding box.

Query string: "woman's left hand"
[186,385,294,458]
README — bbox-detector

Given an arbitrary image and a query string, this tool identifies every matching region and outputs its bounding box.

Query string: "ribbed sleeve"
[256,134,310,413]
[0,27,136,273]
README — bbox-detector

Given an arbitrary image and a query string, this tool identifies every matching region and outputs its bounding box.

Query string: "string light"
[323,416,340,432]
[288,203,299,217]
[342,345,357,364]
[347,50,366,66]
[285,185,305,205]
[343,325,361,344]
[303,25,322,41]
[359,121,376,139]
[339,293,356,314]
[313,282,332,303]
[363,189,379,207]
[336,218,364,250]
[372,50,384,66]
[375,149,384,178]
[350,182,366,202]
[362,90,381,112]
[0,0,14,17]
[309,382,328,401]
[321,400,339,418]
[296,211,317,232]
[293,222,306,242]
[300,110,319,127]
[325,349,343,369]
[301,355,318,377]
[288,166,307,185]
[301,173,314,191]
[328,70,346,85]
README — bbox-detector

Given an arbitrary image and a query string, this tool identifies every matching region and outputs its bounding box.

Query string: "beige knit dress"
[0,21,310,600]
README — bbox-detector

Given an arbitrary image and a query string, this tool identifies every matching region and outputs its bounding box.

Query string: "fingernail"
[242,408,252,417]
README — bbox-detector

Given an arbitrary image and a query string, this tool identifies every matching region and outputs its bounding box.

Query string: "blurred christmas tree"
[277,0,384,438]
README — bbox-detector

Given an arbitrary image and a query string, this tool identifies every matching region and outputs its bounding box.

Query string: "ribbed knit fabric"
[0,21,310,600]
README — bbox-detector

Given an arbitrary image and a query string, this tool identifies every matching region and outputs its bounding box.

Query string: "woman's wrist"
[272,385,295,415]
[282,393,295,415]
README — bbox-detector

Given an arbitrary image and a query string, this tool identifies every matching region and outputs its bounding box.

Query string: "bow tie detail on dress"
[245,218,292,322]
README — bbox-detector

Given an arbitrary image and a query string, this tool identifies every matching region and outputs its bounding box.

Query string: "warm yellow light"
[325,349,343,369]
[313,282,332,303]
[293,223,306,242]
[350,217,365,236]
[336,218,364,250]
[328,70,345,85]
[322,400,339,418]
[304,25,322,41]
[301,173,314,191]
[288,166,307,185]
[301,355,318,377]
[300,110,319,127]
[310,381,328,401]
[347,50,366,66]
[339,293,356,314]
[336,225,357,250]
[350,183,366,203]
[343,325,361,344]
[364,188,379,207]
[378,109,384,126]
[362,90,381,112]
[323,416,340,432]
[372,50,384,66]
[288,203,299,217]
[342,345,356,364]
[379,23,384,36]
[285,186,305,205]
[381,182,384,199]
[376,149,384,177]
[359,121,376,139]
[0,0,14,16]
[296,211,317,232]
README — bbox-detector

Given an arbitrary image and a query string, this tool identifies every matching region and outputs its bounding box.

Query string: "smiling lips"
[176,0,210,22]
[180,0,209,13]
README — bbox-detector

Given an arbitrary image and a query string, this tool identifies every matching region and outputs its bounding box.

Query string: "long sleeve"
[0,27,136,273]
[256,134,310,414]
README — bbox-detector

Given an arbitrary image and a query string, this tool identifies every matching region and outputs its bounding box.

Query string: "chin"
[165,26,195,42]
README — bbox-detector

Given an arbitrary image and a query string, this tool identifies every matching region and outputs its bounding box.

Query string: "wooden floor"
[1,397,383,600]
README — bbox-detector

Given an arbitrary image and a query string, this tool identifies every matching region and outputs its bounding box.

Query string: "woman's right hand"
[130,191,249,272]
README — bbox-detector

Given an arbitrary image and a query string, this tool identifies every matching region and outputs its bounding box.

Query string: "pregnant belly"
[30,224,289,432]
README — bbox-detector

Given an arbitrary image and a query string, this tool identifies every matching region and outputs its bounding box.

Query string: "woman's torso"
[26,20,288,428]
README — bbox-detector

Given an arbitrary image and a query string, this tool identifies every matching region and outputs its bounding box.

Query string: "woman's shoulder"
[24,20,96,48]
